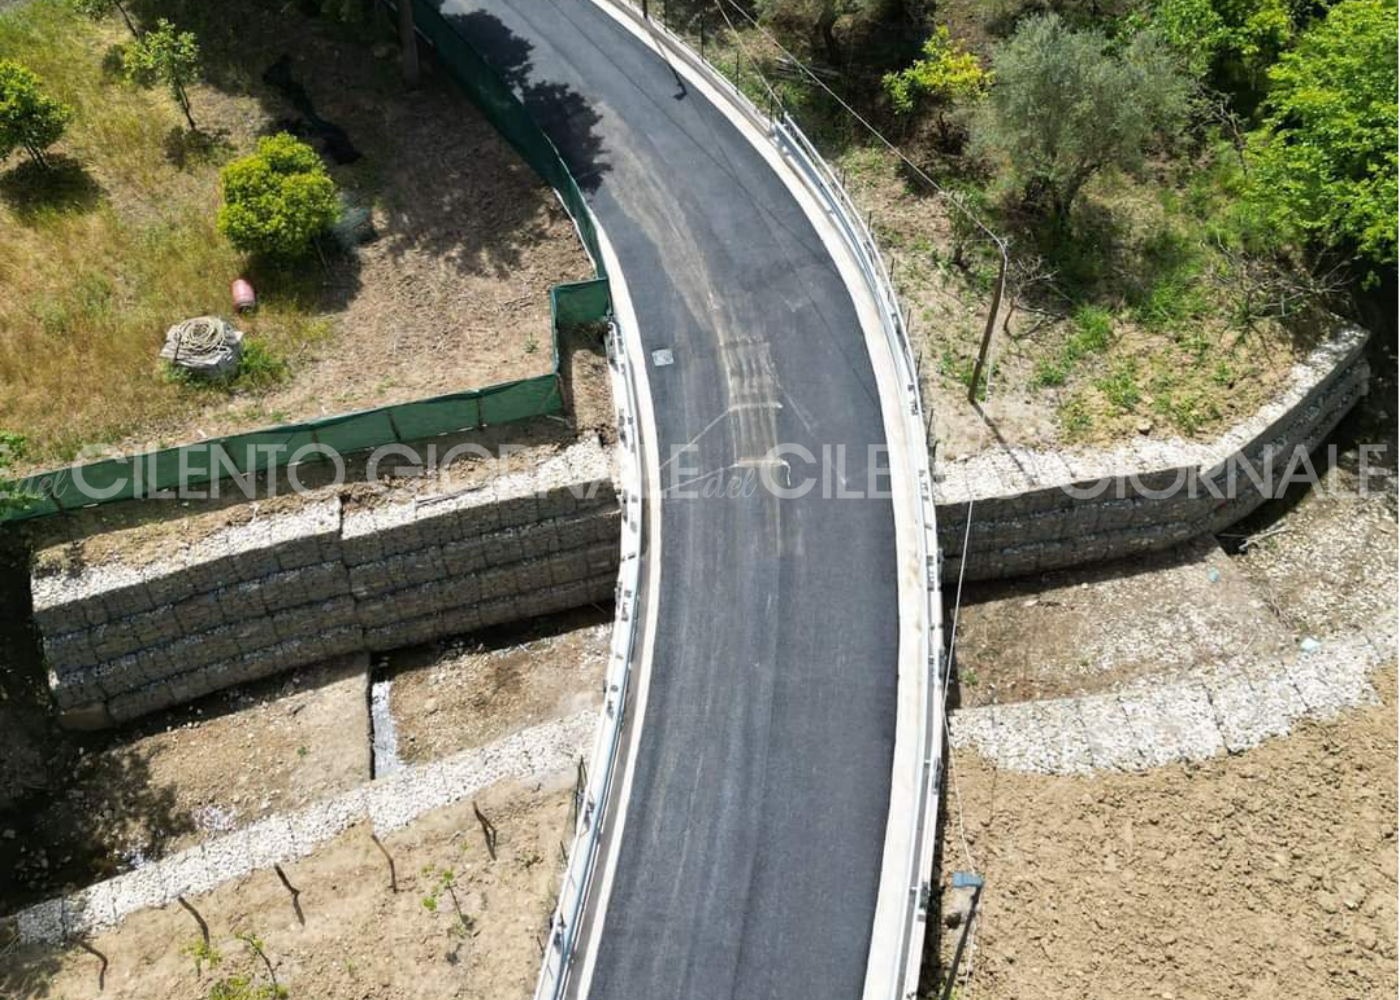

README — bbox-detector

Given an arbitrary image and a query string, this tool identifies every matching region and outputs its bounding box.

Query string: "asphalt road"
[439,2,899,996]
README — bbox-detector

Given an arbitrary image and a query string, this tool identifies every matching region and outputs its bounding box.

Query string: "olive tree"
[0,61,74,170]
[973,13,1191,229]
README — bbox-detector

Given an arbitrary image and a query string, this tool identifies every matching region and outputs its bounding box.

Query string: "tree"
[1151,0,1297,97]
[399,0,420,88]
[1245,0,1398,267]
[883,25,989,141]
[754,0,909,67]
[973,14,1191,229]
[0,61,73,171]
[123,19,201,130]
[217,133,338,258]
[68,0,139,38]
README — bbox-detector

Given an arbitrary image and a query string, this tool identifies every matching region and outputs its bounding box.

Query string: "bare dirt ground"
[0,777,573,1000]
[0,656,370,917]
[930,355,1398,999]
[936,662,1397,1000]
[387,607,611,768]
[1231,386,1398,639]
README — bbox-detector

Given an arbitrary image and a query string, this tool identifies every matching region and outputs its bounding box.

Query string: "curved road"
[439,2,900,995]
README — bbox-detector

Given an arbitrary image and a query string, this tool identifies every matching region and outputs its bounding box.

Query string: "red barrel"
[231,278,257,313]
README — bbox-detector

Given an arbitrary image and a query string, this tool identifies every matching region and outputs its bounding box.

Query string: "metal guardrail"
[534,313,647,1000]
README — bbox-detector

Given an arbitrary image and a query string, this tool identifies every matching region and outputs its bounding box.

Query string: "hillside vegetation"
[673,0,1396,446]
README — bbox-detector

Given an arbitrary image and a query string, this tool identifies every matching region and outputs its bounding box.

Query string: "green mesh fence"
[410,0,606,275]
[0,4,612,524]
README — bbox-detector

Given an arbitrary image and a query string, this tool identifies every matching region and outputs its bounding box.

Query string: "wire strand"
[709,0,1008,259]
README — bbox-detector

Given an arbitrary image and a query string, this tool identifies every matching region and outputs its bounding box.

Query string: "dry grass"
[0,1,331,467]
[0,0,591,475]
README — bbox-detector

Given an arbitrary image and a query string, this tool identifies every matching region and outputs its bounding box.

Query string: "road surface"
[439,2,901,995]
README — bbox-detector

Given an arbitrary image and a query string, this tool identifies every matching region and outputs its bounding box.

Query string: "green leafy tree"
[973,13,1191,228]
[0,61,73,171]
[754,0,909,67]
[1151,0,1300,95]
[123,19,201,130]
[68,0,139,37]
[1245,0,1398,266]
[883,26,990,115]
[217,133,338,258]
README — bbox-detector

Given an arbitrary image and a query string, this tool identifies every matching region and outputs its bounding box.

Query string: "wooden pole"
[967,253,1007,404]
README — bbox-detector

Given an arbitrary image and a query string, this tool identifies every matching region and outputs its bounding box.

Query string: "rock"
[1137,419,1153,435]
[1341,883,1366,910]
[1,829,14,839]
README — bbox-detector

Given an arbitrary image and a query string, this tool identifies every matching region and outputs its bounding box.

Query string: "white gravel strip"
[950,624,1390,774]
[11,712,594,945]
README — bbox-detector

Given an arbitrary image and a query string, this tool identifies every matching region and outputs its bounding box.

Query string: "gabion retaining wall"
[934,327,1371,582]
[32,442,619,727]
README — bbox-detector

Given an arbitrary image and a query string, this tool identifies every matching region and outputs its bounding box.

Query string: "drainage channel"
[369,662,404,779]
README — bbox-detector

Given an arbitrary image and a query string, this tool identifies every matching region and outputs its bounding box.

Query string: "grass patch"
[939,347,994,401]
[1094,359,1141,413]
[0,0,328,468]
[1057,394,1092,440]
[1030,304,1114,388]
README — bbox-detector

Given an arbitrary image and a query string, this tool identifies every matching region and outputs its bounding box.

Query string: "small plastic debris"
[1206,566,1221,583]
[1300,637,1322,654]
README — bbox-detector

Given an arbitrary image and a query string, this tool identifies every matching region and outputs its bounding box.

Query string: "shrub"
[883,26,990,115]
[217,133,338,259]
[233,339,290,389]
[0,60,74,170]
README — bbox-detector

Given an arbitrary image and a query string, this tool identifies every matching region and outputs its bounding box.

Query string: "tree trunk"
[815,2,840,66]
[175,81,197,130]
[113,0,138,37]
[24,142,48,170]
[399,0,420,88]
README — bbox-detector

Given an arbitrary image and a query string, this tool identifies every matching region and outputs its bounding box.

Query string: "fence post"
[967,252,1007,404]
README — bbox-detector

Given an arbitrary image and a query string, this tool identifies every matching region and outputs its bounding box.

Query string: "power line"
[709,0,1008,257]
